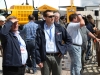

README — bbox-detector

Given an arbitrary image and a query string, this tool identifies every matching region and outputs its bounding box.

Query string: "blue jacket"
[0,21,23,66]
[35,21,73,64]
[21,21,38,41]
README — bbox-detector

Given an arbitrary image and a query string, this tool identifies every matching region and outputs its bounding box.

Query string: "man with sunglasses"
[35,10,73,75]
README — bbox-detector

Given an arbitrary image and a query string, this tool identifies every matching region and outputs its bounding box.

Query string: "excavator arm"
[70,0,74,7]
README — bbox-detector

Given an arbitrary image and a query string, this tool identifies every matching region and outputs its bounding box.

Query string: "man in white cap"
[0,15,6,29]
[0,15,6,49]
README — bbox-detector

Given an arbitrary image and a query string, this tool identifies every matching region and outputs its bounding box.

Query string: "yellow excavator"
[0,0,38,25]
[0,0,76,24]
[66,0,76,23]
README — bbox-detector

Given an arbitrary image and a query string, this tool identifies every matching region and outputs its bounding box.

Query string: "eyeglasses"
[47,15,55,18]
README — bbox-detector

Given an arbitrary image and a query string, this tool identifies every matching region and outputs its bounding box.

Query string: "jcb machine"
[0,0,38,25]
[66,0,76,23]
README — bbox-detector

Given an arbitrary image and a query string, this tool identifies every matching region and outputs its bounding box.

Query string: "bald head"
[54,12,60,23]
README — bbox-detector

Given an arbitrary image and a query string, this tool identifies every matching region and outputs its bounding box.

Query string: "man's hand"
[95,38,100,43]
[93,27,97,31]
[58,53,63,58]
[38,62,43,68]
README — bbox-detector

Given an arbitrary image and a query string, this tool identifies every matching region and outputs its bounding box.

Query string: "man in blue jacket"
[35,10,73,75]
[21,15,38,74]
[0,16,28,75]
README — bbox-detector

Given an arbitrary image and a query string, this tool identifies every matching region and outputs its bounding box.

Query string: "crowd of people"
[0,9,100,75]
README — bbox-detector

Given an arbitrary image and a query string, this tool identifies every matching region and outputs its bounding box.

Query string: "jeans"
[68,45,82,75]
[81,49,86,69]
[26,40,37,72]
[86,39,92,60]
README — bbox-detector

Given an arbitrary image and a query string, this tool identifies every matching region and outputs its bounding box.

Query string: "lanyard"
[14,31,25,48]
[16,34,22,46]
[45,27,52,41]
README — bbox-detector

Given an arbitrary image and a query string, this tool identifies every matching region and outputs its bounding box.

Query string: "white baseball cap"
[0,16,6,21]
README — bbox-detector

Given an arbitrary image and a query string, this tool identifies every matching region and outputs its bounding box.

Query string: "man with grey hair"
[54,12,60,24]
[54,12,66,28]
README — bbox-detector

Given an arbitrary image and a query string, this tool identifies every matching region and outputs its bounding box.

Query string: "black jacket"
[86,23,95,40]
[0,21,23,66]
[35,21,72,64]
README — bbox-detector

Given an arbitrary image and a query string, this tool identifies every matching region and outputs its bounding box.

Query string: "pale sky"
[0,0,81,9]
[0,0,100,9]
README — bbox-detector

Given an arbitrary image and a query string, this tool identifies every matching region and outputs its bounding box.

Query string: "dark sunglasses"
[47,15,55,18]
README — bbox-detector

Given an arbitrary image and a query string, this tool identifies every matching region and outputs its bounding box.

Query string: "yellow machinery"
[8,5,34,25]
[66,0,76,23]
[0,0,58,25]
[0,0,38,25]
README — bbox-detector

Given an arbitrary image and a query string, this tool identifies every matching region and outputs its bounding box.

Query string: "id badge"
[47,42,54,50]
[20,46,26,53]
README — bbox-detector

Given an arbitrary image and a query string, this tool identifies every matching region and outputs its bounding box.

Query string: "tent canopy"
[38,4,58,11]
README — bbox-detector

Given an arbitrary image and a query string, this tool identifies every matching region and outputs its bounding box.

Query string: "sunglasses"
[47,15,55,18]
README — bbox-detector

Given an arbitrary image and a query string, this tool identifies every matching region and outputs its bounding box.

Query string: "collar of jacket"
[37,21,63,44]
[38,20,61,30]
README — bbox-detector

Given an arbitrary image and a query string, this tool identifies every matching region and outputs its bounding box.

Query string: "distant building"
[58,6,85,16]
[85,5,100,11]
[58,6,84,11]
